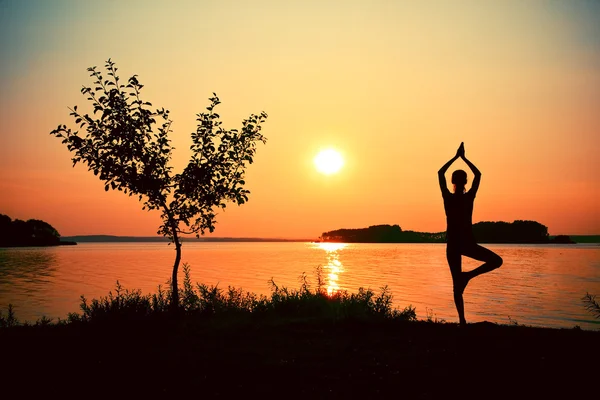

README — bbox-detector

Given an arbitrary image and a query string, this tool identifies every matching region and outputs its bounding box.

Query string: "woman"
[438,142,503,325]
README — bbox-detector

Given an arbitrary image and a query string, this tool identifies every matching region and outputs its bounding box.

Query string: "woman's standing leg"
[446,246,467,325]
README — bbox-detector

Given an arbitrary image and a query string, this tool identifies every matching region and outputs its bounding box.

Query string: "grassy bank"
[1,265,418,328]
[2,265,599,398]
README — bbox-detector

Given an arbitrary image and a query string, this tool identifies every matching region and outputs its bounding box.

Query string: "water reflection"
[0,248,58,319]
[316,243,347,295]
[0,248,57,284]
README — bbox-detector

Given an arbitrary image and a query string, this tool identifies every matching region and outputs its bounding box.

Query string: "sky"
[1,0,599,239]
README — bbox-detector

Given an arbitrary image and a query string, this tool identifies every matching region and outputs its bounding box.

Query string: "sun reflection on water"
[316,242,347,295]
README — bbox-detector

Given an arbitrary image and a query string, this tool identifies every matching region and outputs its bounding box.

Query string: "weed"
[582,293,600,319]
[424,308,445,323]
[0,304,18,328]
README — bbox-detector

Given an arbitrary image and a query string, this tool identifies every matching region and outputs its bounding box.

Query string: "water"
[0,242,599,330]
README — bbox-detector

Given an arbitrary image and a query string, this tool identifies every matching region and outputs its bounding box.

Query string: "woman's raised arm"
[438,143,462,194]
[461,148,481,195]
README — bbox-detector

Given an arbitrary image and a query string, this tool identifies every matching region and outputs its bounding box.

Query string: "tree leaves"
[50,60,268,244]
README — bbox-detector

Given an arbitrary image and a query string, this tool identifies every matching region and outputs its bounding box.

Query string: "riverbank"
[1,317,598,398]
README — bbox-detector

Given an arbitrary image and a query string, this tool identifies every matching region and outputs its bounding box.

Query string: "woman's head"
[451,169,467,193]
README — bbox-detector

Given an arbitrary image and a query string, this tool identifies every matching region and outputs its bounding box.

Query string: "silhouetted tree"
[0,214,61,246]
[50,59,267,309]
[0,214,11,245]
[27,219,61,245]
[472,220,549,243]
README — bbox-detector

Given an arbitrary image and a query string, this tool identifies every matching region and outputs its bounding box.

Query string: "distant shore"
[319,223,599,244]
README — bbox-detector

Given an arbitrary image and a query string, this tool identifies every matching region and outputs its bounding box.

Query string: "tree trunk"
[166,211,182,311]
[171,236,182,310]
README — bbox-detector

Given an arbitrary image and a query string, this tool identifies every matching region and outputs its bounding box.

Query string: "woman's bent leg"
[462,244,503,280]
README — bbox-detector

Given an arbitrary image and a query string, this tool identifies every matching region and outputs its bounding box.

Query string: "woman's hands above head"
[456,142,465,159]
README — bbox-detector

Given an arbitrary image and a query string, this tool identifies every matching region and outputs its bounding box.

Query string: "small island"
[548,235,576,244]
[319,221,576,244]
[0,214,76,247]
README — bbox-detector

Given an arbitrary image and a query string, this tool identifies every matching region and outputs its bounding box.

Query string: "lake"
[1,242,599,330]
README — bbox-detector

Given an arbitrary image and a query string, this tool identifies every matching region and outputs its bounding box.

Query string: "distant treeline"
[0,214,75,247]
[320,221,579,244]
[320,224,445,243]
[565,235,600,244]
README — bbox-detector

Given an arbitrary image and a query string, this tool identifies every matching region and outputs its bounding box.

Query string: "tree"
[50,59,267,309]
[472,220,549,243]
[0,214,11,246]
[0,214,61,246]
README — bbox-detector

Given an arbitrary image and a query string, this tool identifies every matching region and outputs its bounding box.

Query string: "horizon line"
[61,233,600,240]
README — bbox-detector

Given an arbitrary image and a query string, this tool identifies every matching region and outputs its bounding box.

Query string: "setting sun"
[314,149,344,175]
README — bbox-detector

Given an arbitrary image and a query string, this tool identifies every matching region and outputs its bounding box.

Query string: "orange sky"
[1,0,599,238]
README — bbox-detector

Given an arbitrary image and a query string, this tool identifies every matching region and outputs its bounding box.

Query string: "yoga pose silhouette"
[438,142,503,325]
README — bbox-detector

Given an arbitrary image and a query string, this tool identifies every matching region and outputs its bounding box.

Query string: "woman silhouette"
[438,142,503,325]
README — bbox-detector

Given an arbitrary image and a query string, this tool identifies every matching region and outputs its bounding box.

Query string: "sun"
[314,149,344,175]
